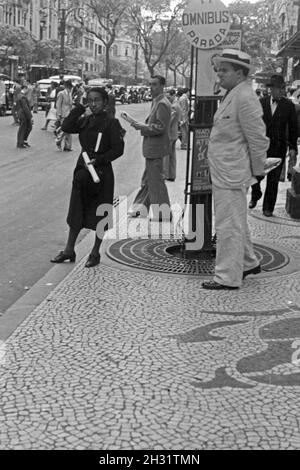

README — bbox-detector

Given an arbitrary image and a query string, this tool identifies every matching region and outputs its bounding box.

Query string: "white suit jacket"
[56,89,73,119]
[208,81,269,189]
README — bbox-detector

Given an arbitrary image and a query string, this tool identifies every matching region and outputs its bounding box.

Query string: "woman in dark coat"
[51,87,125,268]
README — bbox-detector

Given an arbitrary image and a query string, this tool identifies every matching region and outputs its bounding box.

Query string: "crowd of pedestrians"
[4,58,300,284]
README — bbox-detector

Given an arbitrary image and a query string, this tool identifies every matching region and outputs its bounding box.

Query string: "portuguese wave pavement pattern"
[0,176,300,450]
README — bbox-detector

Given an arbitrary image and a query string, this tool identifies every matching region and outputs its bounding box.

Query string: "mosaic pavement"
[0,196,300,450]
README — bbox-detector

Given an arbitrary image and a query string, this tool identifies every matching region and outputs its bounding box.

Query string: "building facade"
[272,0,300,82]
[0,0,142,81]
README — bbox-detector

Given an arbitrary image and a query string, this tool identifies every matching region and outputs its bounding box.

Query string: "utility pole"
[134,36,138,82]
[59,7,66,78]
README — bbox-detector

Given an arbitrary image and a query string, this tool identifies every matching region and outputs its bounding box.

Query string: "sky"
[222,0,259,4]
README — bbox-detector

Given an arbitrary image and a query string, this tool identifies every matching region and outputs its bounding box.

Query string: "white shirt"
[270,96,278,115]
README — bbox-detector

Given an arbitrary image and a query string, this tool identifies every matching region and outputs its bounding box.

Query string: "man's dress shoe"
[263,210,273,217]
[202,281,239,290]
[249,190,262,209]
[85,253,100,268]
[243,265,261,279]
[249,199,258,209]
[51,251,76,263]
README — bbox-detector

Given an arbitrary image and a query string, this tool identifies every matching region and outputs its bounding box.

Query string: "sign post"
[182,0,232,254]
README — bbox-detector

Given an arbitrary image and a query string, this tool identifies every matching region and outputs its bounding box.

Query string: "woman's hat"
[214,49,252,70]
[266,74,285,88]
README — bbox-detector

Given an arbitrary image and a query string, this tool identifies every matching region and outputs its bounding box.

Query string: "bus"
[27,65,59,83]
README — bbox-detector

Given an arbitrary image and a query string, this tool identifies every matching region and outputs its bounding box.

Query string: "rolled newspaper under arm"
[82,151,100,184]
[250,158,282,185]
[120,111,137,126]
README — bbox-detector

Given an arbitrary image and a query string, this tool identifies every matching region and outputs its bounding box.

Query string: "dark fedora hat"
[266,74,285,87]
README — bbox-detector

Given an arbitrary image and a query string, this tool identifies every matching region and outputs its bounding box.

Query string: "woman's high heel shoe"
[51,251,76,263]
[85,253,100,268]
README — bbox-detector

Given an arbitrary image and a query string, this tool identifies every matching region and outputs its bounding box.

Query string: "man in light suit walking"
[128,75,172,221]
[202,49,269,290]
[56,79,73,151]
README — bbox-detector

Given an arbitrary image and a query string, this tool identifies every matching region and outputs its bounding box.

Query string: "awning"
[276,30,300,57]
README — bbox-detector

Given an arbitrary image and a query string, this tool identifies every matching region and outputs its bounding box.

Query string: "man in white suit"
[202,49,269,290]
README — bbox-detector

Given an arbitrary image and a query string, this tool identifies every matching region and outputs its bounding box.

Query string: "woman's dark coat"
[62,104,124,231]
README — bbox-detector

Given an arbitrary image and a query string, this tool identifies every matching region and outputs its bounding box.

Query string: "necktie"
[272,98,279,104]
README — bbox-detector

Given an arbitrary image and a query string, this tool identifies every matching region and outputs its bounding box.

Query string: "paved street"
[0,137,300,449]
[0,103,147,313]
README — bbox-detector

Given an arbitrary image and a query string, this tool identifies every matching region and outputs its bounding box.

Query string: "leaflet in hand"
[120,111,137,125]
[82,152,100,184]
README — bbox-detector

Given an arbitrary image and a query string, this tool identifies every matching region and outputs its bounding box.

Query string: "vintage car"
[37,78,54,110]
[0,80,16,116]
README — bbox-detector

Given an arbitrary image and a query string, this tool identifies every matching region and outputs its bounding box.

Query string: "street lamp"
[134,36,138,82]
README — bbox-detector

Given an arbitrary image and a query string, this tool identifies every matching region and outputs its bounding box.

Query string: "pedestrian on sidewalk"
[41,81,58,131]
[249,75,298,216]
[127,75,172,222]
[51,87,125,268]
[55,79,73,151]
[15,85,33,149]
[32,82,40,114]
[163,89,182,182]
[178,87,190,150]
[202,49,269,290]
[11,83,21,125]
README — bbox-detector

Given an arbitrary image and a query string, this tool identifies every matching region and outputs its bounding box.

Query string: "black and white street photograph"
[1,0,300,454]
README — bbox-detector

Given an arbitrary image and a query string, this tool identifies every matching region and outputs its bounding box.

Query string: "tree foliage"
[75,0,129,78]
[126,0,187,77]
[228,0,279,70]
[163,27,190,86]
[0,24,36,65]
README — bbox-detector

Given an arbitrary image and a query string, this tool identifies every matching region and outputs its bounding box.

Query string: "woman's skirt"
[67,161,114,232]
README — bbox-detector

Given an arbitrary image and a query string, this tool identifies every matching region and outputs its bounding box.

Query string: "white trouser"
[213,185,259,287]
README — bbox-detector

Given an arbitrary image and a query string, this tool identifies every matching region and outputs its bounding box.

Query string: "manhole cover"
[106,239,290,276]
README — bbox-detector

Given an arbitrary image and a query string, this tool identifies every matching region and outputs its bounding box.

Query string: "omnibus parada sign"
[182,0,231,49]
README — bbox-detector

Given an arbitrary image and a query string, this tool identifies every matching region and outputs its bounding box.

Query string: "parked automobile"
[0,80,16,116]
[87,78,112,87]
[112,85,127,103]
[49,75,82,85]
[37,79,53,111]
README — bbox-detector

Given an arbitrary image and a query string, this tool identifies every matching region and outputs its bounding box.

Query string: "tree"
[127,0,186,77]
[0,24,36,66]
[163,28,190,87]
[75,0,129,78]
[228,0,279,70]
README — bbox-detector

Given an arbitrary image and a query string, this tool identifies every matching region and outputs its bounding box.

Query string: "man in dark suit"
[249,74,298,216]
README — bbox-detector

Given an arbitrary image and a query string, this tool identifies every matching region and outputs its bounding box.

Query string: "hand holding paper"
[82,152,100,184]
[120,112,137,126]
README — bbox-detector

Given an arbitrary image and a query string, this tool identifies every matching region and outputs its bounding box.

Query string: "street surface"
[0,102,149,313]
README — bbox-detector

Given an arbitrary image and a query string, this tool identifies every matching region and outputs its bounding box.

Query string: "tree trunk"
[173,69,176,87]
[105,47,110,78]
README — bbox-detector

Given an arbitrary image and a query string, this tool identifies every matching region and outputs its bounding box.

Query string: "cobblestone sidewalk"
[0,156,300,450]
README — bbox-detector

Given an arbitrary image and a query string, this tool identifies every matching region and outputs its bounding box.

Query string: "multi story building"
[272,0,300,82]
[0,0,142,81]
